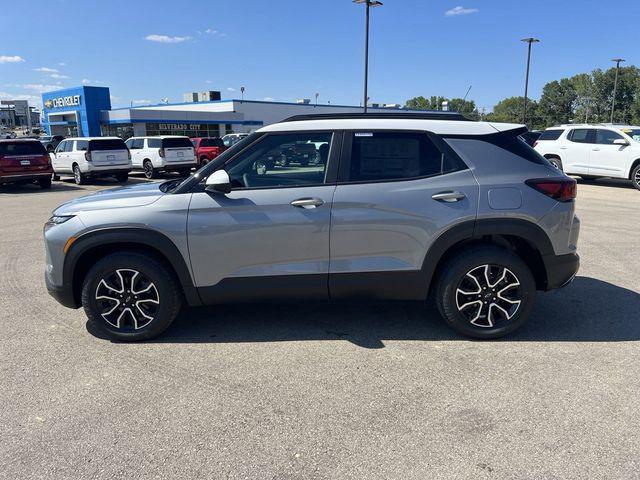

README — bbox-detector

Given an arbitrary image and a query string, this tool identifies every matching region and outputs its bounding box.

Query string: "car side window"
[76,140,88,151]
[55,141,66,153]
[147,138,161,148]
[568,129,595,144]
[65,141,75,152]
[225,132,332,189]
[345,131,458,183]
[132,139,144,149]
[125,139,134,149]
[596,129,625,145]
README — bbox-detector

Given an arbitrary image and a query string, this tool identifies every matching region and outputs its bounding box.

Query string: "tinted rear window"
[445,131,551,166]
[539,129,564,141]
[0,141,47,156]
[200,138,224,147]
[89,139,127,151]
[162,138,193,148]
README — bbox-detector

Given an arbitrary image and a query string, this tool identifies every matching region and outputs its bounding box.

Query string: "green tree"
[537,78,577,127]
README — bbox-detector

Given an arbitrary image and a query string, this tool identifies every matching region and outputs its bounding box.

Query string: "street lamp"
[315,92,319,107]
[521,37,540,125]
[610,58,625,123]
[354,0,383,113]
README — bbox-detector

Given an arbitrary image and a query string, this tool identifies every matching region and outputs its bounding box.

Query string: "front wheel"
[631,164,640,191]
[81,252,183,341]
[435,245,536,339]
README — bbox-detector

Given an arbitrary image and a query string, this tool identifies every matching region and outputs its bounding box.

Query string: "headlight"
[45,215,75,227]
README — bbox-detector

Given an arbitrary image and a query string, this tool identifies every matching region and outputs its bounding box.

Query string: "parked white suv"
[125,136,196,179]
[51,137,131,185]
[534,124,640,190]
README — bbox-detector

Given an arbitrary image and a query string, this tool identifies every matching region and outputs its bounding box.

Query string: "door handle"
[592,148,600,151]
[560,146,568,150]
[290,197,324,209]
[432,191,466,203]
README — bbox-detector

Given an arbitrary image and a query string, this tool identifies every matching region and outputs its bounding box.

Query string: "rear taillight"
[526,178,577,202]
[159,148,165,158]
[85,151,92,162]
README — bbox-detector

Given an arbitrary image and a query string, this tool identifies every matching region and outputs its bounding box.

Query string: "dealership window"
[101,123,134,139]
[145,123,226,138]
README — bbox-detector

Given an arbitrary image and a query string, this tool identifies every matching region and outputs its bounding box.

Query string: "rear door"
[88,139,129,167]
[162,137,195,163]
[0,141,49,173]
[329,130,479,300]
[590,129,630,178]
[562,128,594,174]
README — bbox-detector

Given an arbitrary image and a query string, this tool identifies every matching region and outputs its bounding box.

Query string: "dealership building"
[41,86,410,139]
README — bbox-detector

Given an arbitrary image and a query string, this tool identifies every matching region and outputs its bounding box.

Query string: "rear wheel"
[143,160,157,179]
[82,252,182,341]
[547,157,563,171]
[73,164,87,185]
[115,172,129,183]
[435,245,536,339]
[631,164,640,191]
[200,156,209,167]
[38,177,52,189]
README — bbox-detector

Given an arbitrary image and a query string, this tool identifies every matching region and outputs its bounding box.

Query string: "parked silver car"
[44,112,580,341]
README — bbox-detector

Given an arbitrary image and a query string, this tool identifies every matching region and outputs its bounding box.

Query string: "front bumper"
[45,273,79,308]
[543,252,580,290]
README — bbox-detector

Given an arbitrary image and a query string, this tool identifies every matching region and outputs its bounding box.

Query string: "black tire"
[115,172,129,183]
[39,177,52,189]
[435,245,536,339]
[200,157,209,167]
[143,160,157,179]
[52,172,60,181]
[81,252,182,341]
[178,169,191,177]
[547,157,563,171]
[631,164,640,191]
[73,164,87,185]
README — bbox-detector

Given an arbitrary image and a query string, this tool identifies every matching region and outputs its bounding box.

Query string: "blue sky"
[1,0,638,111]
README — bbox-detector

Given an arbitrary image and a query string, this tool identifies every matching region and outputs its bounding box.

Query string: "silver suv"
[44,112,580,341]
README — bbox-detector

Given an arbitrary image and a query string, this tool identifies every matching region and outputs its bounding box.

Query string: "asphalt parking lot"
[1,175,639,479]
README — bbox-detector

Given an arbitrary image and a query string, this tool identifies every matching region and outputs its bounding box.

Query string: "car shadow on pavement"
[87,276,639,348]
[576,177,635,190]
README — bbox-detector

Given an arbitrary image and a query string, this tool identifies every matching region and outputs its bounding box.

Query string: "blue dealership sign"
[42,86,110,136]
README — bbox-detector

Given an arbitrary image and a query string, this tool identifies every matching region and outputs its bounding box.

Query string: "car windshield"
[620,129,640,142]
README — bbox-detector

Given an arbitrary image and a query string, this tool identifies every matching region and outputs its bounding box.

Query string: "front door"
[187,131,339,304]
[329,130,479,300]
[590,129,630,178]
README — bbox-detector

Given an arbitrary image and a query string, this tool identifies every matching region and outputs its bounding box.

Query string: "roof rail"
[281,111,472,123]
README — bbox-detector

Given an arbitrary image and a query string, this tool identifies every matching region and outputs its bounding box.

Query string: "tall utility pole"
[610,58,625,123]
[354,0,383,113]
[521,37,540,125]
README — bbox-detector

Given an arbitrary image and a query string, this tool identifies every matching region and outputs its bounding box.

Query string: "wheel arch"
[64,228,201,308]
[423,218,554,297]
[628,158,640,179]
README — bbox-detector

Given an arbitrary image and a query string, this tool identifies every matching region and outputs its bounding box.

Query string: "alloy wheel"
[143,162,154,179]
[634,168,640,188]
[95,268,160,330]
[455,264,522,328]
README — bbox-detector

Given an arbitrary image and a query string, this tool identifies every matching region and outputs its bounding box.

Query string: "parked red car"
[0,139,53,189]
[191,137,227,167]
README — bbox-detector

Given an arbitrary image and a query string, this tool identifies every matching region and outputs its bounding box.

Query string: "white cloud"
[0,91,41,104]
[131,99,151,105]
[58,62,66,66]
[445,6,479,16]
[205,80,212,84]
[227,87,236,91]
[0,55,25,63]
[81,78,102,85]
[35,66,58,73]
[145,34,191,43]
[205,28,218,35]
[18,83,61,93]
[50,73,69,79]
[263,97,275,102]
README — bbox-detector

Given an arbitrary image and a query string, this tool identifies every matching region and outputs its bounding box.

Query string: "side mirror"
[205,169,232,194]
[613,138,629,146]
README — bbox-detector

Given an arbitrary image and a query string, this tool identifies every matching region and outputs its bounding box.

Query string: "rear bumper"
[84,168,131,177]
[160,162,197,171]
[0,172,52,184]
[543,252,580,290]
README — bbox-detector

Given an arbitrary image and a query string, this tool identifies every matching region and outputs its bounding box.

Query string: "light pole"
[354,0,383,113]
[315,92,319,107]
[610,58,625,123]
[521,37,540,125]
[240,86,245,102]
